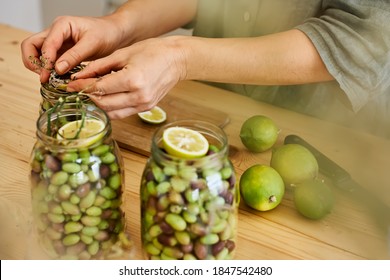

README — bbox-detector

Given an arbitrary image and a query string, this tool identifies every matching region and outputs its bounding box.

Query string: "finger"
[68,70,133,95]
[72,55,126,80]
[54,38,103,75]
[89,92,152,112]
[38,24,71,82]
[21,30,53,81]
[40,70,51,83]
[107,107,140,120]
[25,55,42,75]
[39,19,94,75]
[66,78,100,94]
[67,75,136,97]
[40,31,60,70]
[21,34,46,73]
[89,93,146,120]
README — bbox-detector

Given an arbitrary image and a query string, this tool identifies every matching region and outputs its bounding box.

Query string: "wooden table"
[1,23,389,260]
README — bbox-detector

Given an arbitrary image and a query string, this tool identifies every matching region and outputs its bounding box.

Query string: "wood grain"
[112,95,230,156]
[1,23,389,260]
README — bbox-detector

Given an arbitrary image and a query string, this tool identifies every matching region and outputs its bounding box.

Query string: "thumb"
[54,39,96,74]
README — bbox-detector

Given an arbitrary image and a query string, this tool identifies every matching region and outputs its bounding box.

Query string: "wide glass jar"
[140,120,239,260]
[40,65,91,114]
[29,103,132,259]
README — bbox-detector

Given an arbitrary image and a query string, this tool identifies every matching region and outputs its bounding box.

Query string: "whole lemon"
[293,179,334,220]
[240,115,279,153]
[270,144,318,187]
[239,164,285,211]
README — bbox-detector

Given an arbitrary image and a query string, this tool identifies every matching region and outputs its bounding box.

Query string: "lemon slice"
[138,106,167,124]
[162,126,209,159]
[57,118,105,147]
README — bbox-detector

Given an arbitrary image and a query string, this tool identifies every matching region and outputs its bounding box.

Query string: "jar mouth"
[36,103,110,148]
[41,83,68,94]
[41,64,86,93]
[41,83,90,99]
[151,119,229,162]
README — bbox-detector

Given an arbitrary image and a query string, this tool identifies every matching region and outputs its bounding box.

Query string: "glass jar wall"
[29,103,132,259]
[140,120,239,260]
[40,83,91,113]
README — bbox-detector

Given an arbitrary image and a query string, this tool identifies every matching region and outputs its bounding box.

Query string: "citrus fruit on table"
[240,115,279,152]
[239,164,285,211]
[270,143,319,187]
[162,126,209,159]
[57,117,105,146]
[293,179,334,220]
[138,106,167,124]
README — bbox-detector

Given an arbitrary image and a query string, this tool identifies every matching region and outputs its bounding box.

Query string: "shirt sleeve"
[296,0,390,112]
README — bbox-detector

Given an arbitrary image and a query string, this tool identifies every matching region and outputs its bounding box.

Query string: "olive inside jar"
[29,103,132,259]
[140,120,239,260]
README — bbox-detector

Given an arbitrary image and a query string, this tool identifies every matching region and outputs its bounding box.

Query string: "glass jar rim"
[36,102,110,149]
[40,83,90,99]
[151,119,229,162]
[41,82,68,94]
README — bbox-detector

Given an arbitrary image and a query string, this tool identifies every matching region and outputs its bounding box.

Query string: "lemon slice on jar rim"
[162,126,209,159]
[57,118,105,147]
[138,106,167,124]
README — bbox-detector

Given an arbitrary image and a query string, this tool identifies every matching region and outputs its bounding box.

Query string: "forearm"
[109,0,198,47]
[179,29,333,85]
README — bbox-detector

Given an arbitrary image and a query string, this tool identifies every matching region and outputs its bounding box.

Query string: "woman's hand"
[21,15,127,83]
[67,36,188,119]
[20,0,198,84]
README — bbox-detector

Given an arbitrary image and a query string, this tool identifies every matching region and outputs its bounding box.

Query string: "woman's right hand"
[20,0,198,84]
[20,15,127,83]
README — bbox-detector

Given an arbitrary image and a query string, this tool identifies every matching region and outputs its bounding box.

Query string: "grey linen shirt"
[190,0,390,138]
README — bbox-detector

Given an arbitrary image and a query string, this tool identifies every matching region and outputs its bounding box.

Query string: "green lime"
[162,126,209,159]
[293,179,334,220]
[270,143,318,187]
[239,164,285,211]
[240,115,279,153]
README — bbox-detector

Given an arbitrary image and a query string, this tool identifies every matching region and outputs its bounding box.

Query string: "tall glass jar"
[140,120,239,260]
[29,103,132,259]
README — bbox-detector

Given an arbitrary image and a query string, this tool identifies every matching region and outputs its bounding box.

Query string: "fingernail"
[56,60,69,74]
[40,71,49,83]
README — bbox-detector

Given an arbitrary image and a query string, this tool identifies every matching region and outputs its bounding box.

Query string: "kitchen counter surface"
[1,23,389,260]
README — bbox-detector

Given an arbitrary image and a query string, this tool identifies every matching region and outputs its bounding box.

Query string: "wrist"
[104,8,139,48]
[164,36,194,82]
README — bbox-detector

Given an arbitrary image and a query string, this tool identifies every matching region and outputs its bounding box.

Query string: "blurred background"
[0,0,126,32]
[0,0,190,35]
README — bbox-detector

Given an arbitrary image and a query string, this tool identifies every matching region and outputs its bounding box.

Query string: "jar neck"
[150,120,229,168]
[36,103,111,150]
[41,83,89,104]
